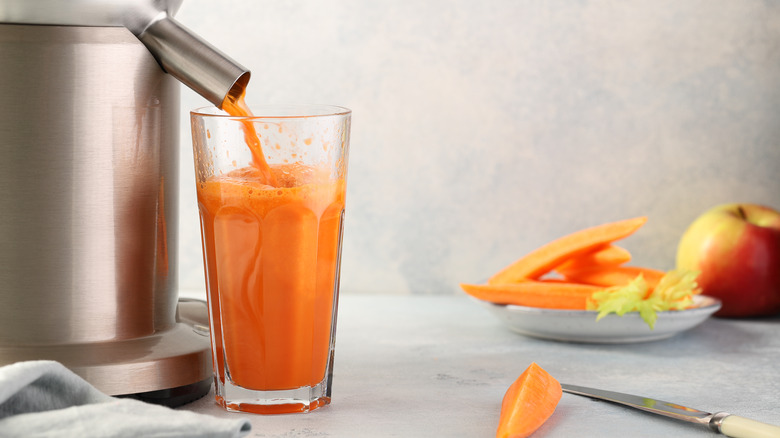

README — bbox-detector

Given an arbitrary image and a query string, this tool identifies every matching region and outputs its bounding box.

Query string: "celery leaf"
[588,269,701,329]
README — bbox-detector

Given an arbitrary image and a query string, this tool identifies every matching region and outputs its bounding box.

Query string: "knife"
[561,383,780,438]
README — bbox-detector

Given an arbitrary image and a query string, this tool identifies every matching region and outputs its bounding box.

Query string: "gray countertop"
[180,293,780,437]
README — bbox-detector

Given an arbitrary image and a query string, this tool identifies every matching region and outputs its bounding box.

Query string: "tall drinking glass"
[190,104,351,414]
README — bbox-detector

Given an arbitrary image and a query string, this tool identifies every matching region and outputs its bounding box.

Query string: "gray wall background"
[175,0,780,296]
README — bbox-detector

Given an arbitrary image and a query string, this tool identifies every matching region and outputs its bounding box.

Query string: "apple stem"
[737,206,747,220]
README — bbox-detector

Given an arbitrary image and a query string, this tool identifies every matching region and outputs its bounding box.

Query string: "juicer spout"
[132,13,250,108]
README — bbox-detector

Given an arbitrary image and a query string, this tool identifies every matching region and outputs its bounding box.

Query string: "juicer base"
[0,300,212,398]
[119,376,213,407]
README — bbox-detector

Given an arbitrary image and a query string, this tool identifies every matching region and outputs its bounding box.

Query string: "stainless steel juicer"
[0,0,248,404]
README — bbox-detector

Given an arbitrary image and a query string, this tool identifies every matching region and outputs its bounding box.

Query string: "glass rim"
[191,103,351,120]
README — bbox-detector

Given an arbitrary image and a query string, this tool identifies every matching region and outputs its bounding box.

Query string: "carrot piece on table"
[562,266,665,289]
[460,281,602,310]
[554,244,632,273]
[497,362,562,438]
[488,217,647,285]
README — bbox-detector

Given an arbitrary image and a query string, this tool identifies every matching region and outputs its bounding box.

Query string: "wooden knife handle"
[718,414,780,438]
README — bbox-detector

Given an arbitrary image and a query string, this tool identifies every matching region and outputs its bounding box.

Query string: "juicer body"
[0,23,210,397]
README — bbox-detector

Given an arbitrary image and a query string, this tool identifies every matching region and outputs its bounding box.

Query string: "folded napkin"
[0,360,251,438]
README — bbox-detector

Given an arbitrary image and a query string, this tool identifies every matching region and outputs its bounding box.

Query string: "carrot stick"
[497,362,562,438]
[562,266,665,289]
[460,281,602,310]
[488,217,647,285]
[554,244,632,273]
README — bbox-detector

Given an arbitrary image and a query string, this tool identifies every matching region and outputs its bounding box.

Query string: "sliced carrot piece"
[460,281,602,310]
[554,244,632,273]
[488,217,647,285]
[562,266,665,289]
[497,362,562,438]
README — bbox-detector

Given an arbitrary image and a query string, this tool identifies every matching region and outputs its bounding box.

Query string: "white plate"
[478,295,722,343]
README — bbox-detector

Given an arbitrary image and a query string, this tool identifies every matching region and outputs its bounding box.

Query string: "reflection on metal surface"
[0,24,211,396]
[562,383,711,424]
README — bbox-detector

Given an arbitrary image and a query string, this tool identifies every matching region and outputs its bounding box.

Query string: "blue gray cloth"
[0,360,251,438]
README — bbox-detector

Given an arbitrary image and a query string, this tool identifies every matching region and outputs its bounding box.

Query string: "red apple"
[676,203,780,317]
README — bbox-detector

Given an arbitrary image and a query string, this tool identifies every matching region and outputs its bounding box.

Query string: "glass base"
[215,375,332,414]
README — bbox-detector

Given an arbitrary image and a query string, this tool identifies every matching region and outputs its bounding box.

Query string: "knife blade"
[561,383,780,438]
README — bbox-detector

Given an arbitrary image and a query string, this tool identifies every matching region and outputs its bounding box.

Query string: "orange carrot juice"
[191,101,350,414]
